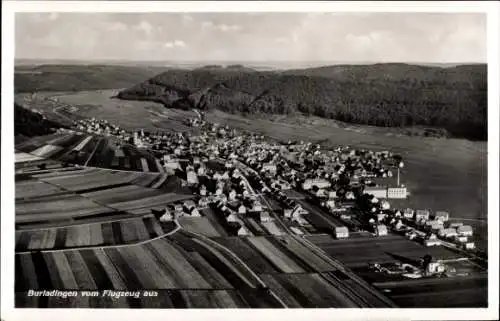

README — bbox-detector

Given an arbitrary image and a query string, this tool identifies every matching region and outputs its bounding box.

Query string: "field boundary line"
[16,220,181,254]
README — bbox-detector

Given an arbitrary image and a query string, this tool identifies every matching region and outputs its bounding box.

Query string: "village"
[69,115,482,280]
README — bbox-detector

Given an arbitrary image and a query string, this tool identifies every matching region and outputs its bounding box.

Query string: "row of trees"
[117,65,487,141]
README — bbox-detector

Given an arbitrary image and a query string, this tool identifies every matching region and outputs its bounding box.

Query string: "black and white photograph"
[1,1,499,320]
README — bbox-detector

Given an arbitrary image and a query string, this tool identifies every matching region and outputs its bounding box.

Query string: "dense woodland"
[14,103,67,137]
[118,64,487,141]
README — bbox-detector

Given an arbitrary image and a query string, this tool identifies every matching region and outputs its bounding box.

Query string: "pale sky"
[15,12,487,63]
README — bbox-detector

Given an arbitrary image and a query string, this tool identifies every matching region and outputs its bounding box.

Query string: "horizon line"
[14,58,486,66]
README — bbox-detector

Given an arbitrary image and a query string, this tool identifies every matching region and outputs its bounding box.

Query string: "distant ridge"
[15,58,484,70]
[12,61,487,141]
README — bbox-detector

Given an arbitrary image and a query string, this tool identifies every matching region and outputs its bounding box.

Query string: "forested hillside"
[117,64,487,140]
[14,103,67,137]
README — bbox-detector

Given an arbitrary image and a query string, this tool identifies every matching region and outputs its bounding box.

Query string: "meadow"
[371,274,488,308]
[305,233,463,268]
[15,216,169,252]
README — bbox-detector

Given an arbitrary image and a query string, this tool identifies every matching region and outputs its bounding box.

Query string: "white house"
[315,189,327,198]
[252,201,263,212]
[325,199,336,209]
[237,226,250,236]
[434,211,450,222]
[426,262,445,275]
[189,208,201,217]
[334,226,349,239]
[302,178,331,190]
[464,242,475,250]
[198,197,210,207]
[200,185,207,196]
[415,210,430,221]
[403,208,414,219]
[375,225,388,236]
[238,205,247,214]
[228,190,237,201]
[424,239,441,247]
[439,228,458,238]
[183,200,197,210]
[328,190,337,199]
[457,225,473,236]
[426,220,444,232]
[160,210,173,222]
[381,201,391,210]
[187,171,199,185]
[260,212,272,223]
[345,191,356,200]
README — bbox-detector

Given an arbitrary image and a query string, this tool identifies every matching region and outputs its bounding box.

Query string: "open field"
[200,208,229,237]
[213,235,339,274]
[16,228,301,308]
[261,273,359,308]
[15,164,193,229]
[15,90,196,132]
[178,217,221,237]
[15,216,169,252]
[16,194,112,224]
[15,132,163,173]
[305,233,463,268]
[15,233,238,292]
[16,180,66,200]
[372,274,488,308]
[210,237,281,274]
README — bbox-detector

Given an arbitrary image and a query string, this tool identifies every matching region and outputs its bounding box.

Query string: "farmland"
[15,148,194,230]
[15,216,172,251]
[15,230,291,308]
[306,233,463,268]
[15,131,163,173]
[372,274,488,308]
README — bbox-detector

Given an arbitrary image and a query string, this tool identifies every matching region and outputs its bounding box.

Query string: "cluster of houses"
[211,198,272,236]
[73,118,127,138]
[67,114,478,256]
[384,208,476,250]
[152,199,202,221]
